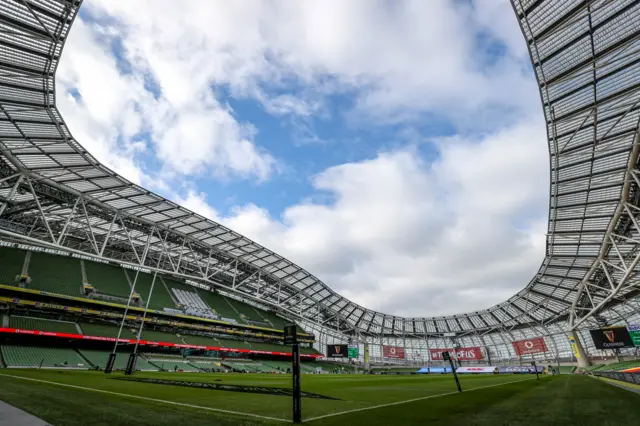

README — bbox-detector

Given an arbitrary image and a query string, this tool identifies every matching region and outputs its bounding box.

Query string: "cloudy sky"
[57,0,549,317]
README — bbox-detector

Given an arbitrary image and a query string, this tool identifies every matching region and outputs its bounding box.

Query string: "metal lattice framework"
[1,0,640,342]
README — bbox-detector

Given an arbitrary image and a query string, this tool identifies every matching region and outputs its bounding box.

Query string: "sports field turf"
[0,370,638,425]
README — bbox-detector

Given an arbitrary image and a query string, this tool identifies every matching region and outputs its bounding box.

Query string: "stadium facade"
[0,0,640,368]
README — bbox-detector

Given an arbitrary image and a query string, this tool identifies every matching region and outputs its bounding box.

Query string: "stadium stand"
[181,334,216,346]
[194,290,243,323]
[256,309,288,330]
[83,261,132,300]
[169,281,218,320]
[260,360,293,372]
[28,252,82,296]
[557,366,576,374]
[124,271,175,311]
[223,361,269,373]
[0,247,25,285]
[249,341,287,352]
[78,322,138,339]
[300,346,321,355]
[188,361,226,372]
[138,329,184,344]
[587,360,640,372]
[225,297,260,323]
[9,316,78,334]
[215,336,251,349]
[79,350,158,371]
[163,362,201,372]
[0,345,86,368]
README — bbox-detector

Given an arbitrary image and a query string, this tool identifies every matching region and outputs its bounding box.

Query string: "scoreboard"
[327,344,349,358]
[327,344,359,358]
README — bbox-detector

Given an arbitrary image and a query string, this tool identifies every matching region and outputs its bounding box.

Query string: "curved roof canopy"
[0,0,639,337]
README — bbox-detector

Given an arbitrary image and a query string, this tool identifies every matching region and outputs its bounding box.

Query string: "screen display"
[589,327,634,349]
[326,344,349,357]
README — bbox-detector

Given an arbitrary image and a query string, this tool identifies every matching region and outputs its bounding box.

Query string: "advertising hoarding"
[429,347,483,361]
[383,345,406,359]
[455,366,496,373]
[589,327,635,349]
[326,344,349,358]
[627,325,640,347]
[498,365,544,374]
[512,337,548,356]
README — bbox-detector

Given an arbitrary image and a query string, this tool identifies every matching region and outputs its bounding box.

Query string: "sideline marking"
[0,373,290,423]
[303,376,539,422]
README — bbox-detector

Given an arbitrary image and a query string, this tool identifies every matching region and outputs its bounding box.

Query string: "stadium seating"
[138,329,185,344]
[215,336,251,349]
[225,297,259,322]
[0,247,26,285]
[83,261,132,299]
[224,362,267,372]
[194,290,243,323]
[125,271,175,311]
[300,346,321,355]
[161,361,201,372]
[260,360,293,372]
[9,316,78,334]
[79,350,158,371]
[249,340,287,352]
[588,360,640,372]
[188,361,226,372]
[78,322,138,339]
[181,334,216,346]
[28,252,82,296]
[0,345,86,368]
[256,309,288,330]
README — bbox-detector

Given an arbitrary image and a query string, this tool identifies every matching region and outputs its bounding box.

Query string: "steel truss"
[1,0,640,350]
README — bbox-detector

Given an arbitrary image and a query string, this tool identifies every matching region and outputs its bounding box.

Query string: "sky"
[56,0,550,317]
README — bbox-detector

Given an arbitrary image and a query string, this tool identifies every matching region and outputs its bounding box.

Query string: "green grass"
[0,370,638,425]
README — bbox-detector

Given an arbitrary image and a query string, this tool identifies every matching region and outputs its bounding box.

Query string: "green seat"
[28,252,82,296]
[194,290,243,323]
[9,316,78,334]
[0,247,26,285]
[0,345,85,368]
[79,322,138,339]
[79,350,158,371]
[84,261,131,299]
[126,271,175,311]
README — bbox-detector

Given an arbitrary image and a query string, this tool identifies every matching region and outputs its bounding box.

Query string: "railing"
[593,371,640,386]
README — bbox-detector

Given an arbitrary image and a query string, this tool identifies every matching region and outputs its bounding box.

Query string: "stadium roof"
[0,0,639,338]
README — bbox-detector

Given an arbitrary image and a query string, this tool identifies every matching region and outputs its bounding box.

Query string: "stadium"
[0,0,640,425]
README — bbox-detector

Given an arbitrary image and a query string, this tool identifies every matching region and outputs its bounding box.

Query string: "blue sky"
[57,0,550,317]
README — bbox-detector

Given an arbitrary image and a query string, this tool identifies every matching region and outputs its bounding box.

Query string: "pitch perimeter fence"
[593,371,640,386]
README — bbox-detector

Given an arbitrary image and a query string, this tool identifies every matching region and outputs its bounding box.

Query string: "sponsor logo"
[604,330,616,343]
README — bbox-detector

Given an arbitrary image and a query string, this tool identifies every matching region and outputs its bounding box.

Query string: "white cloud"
[54,0,551,316]
[204,119,548,317]
[58,11,278,185]
[81,0,535,127]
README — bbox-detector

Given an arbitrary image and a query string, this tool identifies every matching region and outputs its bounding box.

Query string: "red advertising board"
[512,337,548,356]
[382,345,405,359]
[0,328,323,358]
[429,347,483,361]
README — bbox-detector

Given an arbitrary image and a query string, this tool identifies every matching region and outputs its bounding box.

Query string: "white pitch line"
[302,376,539,423]
[0,373,290,423]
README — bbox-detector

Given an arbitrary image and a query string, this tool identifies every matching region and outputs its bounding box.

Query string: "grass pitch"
[0,370,638,425]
